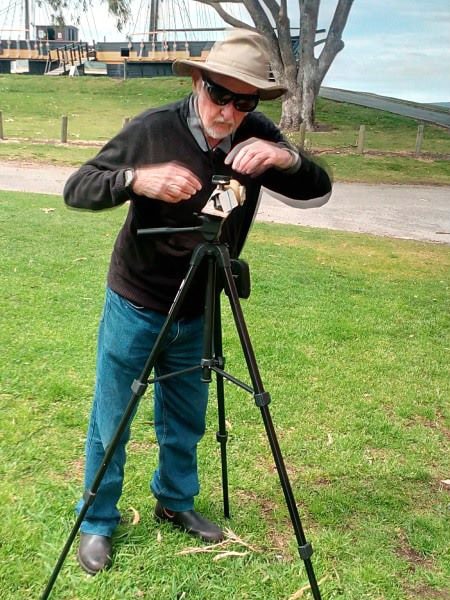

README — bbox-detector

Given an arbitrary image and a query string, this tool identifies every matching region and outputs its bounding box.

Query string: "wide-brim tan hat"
[173,28,286,100]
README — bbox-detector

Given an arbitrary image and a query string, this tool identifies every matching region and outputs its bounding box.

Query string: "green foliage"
[1,191,449,599]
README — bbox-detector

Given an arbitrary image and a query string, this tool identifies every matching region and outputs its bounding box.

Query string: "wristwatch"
[124,168,135,191]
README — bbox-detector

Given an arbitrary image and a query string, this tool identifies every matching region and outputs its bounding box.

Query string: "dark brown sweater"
[64,96,332,316]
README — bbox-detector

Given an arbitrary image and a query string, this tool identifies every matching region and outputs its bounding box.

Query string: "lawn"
[1,74,449,185]
[0,190,449,599]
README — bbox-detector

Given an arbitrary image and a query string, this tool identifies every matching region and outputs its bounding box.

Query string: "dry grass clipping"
[176,528,258,561]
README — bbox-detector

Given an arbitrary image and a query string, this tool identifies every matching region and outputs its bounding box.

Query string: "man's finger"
[224,138,260,165]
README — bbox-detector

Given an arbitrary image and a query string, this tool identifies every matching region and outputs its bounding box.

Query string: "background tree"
[194,0,354,130]
[39,0,130,31]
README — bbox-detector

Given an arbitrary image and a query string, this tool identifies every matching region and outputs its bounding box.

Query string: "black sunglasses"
[202,76,259,113]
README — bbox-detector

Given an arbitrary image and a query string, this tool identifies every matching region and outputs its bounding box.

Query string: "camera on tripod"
[201,175,245,219]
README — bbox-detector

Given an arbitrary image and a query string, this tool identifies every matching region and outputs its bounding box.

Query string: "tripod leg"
[213,292,230,518]
[41,245,209,600]
[219,252,322,600]
[201,256,216,383]
[199,257,230,517]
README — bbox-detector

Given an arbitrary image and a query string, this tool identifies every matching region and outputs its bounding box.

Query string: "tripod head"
[137,175,246,242]
[201,175,245,219]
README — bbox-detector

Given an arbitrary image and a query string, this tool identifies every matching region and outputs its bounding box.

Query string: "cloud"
[324,44,450,103]
[319,1,450,102]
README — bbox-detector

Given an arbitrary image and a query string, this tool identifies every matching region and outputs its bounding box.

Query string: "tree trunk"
[300,61,320,130]
[279,89,303,130]
[300,87,316,130]
[270,28,303,130]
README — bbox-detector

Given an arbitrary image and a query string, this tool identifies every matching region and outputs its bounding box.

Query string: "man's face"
[195,72,259,142]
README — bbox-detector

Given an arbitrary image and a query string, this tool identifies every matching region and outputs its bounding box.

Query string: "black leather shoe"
[77,533,112,575]
[155,501,224,543]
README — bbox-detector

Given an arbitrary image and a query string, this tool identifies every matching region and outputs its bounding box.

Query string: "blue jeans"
[77,287,208,537]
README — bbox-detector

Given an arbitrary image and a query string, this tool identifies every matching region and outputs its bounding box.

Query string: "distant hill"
[319,88,450,128]
[433,102,450,109]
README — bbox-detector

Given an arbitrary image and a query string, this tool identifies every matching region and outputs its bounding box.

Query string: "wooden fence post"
[61,115,68,143]
[0,111,4,140]
[357,125,366,154]
[298,122,306,150]
[415,123,424,156]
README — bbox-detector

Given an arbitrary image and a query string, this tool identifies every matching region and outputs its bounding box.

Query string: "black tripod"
[41,212,322,600]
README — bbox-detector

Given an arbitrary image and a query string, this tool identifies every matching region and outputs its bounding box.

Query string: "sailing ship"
[0,0,228,76]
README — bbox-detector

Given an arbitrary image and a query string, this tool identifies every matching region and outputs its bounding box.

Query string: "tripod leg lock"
[298,542,314,560]
[201,358,216,369]
[254,391,271,407]
[216,431,228,444]
[83,489,97,506]
[215,356,225,369]
[131,379,148,396]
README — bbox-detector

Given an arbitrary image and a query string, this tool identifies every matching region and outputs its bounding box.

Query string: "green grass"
[0,75,192,141]
[304,99,450,155]
[1,191,449,599]
[0,75,449,184]
[324,154,450,185]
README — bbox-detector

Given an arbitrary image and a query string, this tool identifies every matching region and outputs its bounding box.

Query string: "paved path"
[1,160,449,244]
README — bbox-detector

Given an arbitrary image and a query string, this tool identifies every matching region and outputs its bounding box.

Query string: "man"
[64,28,332,575]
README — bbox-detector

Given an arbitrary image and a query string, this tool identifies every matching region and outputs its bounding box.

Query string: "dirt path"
[1,160,449,244]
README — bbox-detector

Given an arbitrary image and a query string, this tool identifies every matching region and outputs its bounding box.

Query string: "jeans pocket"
[124,298,145,311]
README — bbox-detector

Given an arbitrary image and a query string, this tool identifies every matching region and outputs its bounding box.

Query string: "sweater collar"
[187,95,233,154]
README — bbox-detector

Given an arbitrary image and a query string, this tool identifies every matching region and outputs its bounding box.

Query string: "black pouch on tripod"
[227,259,251,299]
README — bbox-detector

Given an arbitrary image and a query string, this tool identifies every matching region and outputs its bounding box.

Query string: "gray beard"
[203,121,234,141]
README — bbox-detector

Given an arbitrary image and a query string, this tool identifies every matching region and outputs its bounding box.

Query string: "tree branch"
[298,0,319,58]
[317,0,354,79]
[261,0,281,22]
[242,0,289,78]
[193,0,253,30]
[193,0,242,3]
[274,0,295,81]
[241,0,274,34]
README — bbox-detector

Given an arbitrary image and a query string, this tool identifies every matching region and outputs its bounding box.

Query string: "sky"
[6,0,450,103]
[318,0,450,104]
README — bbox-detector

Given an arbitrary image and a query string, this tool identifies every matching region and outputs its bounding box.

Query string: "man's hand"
[132,162,202,203]
[224,137,296,177]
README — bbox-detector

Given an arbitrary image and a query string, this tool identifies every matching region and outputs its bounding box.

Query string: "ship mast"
[24,0,30,40]
[149,0,159,42]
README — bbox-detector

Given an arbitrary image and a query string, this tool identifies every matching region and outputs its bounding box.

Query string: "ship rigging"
[0,0,242,44]
[0,0,242,76]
